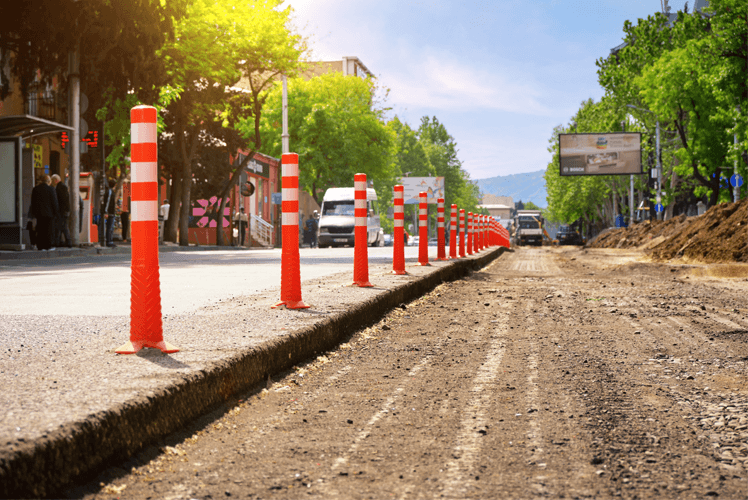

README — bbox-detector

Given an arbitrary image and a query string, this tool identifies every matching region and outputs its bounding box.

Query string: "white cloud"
[382,55,552,117]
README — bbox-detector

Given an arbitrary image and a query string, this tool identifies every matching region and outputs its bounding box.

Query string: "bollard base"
[272,300,310,309]
[115,340,180,355]
[352,280,373,287]
[435,257,449,261]
[416,262,432,266]
[391,270,408,275]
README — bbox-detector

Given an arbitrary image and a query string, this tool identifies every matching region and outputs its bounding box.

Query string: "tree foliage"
[0,0,185,102]
[417,117,481,212]
[159,0,304,245]
[593,1,747,212]
[259,72,394,206]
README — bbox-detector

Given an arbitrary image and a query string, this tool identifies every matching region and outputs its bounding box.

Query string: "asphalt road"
[0,245,436,316]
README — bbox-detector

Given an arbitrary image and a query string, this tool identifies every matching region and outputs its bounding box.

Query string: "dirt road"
[71,247,748,499]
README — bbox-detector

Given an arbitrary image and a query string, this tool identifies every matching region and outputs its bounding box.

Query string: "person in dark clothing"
[51,174,72,247]
[30,175,59,250]
[121,195,130,242]
[102,179,117,247]
[79,194,84,232]
[304,210,319,248]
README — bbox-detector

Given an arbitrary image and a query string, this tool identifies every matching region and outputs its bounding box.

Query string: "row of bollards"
[116,106,511,355]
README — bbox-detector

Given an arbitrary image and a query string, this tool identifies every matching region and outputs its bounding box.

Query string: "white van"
[317,187,384,248]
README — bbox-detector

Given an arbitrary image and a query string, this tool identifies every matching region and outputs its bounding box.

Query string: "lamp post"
[627,105,662,220]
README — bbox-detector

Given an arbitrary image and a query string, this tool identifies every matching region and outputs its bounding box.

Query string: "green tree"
[385,117,432,233]
[545,99,641,232]
[597,10,709,212]
[703,0,748,184]
[160,0,304,245]
[259,72,394,206]
[417,117,480,211]
[635,38,733,206]
[0,0,184,103]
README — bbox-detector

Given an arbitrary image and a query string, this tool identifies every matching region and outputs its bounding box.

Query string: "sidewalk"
[0,244,506,498]
[0,240,269,261]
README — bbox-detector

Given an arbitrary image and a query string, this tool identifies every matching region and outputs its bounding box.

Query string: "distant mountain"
[475,170,547,208]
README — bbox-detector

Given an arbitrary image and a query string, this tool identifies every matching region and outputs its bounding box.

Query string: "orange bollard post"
[417,191,430,266]
[392,185,407,275]
[459,209,466,258]
[481,215,487,249]
[476,215,483,251]
[273,153,309,309]
[116,105,178,355]
[473,214,480,253]
[436,198,448,260]
[466,212,473,256]
[449,204,458,259]
[353,173,373,286]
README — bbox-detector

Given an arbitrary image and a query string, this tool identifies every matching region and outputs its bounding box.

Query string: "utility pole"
[656,120,662,220]
[622,120,634,226]
[734,106,740,203]
[280,75,289,249]
[282,75,289,155]
[68,48,81,246]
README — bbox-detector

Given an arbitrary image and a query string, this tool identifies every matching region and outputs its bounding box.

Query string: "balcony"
[24,91,65,123]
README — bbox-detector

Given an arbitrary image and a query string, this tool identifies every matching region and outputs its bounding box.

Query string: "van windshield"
[322,201,355,216]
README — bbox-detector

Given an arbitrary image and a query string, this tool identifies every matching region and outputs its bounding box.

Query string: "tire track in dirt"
[438,312,507,499]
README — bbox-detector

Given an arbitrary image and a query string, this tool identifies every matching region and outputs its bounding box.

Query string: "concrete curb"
[0,247,505,498]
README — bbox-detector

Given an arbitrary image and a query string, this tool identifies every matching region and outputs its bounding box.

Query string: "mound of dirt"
[588,199,747,264]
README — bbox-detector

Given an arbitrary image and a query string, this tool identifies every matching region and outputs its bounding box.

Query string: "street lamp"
[627,104,663,221]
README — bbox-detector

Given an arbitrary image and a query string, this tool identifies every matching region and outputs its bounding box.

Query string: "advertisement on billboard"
[559,133,642,176]
[398,176,445,204]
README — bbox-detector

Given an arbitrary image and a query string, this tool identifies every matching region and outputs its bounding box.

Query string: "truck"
[513,209,544,246]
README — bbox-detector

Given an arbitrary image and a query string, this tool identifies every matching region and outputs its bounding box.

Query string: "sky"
[280,0,669,181]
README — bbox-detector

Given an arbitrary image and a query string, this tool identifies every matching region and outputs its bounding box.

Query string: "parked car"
[383,234,393,246]
[556,225,584,245]
[409,236,419,247]
[428,238,438,246]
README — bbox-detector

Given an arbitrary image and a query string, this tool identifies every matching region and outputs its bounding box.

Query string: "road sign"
[731,174,743,188]
[655,203,664,213]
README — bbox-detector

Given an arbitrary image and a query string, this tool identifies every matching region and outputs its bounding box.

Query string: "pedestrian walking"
[51,174,72,247]
[102,179,117,247]
[233,207,248,246]
[160,198,170,224]
[30,175,59,250]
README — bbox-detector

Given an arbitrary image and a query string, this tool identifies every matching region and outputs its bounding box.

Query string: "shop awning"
[0,114,74,139]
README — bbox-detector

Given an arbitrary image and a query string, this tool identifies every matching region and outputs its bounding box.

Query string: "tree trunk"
[165,169,182,242]
[216,196,227,246]
[179,159,192,246]
[709,176,720,207]
[176,118,198,247]
[664,168,680,220]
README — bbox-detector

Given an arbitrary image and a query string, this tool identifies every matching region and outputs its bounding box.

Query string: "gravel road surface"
[68,247,748,499]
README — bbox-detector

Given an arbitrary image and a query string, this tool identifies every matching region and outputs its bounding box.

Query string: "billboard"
[398,176,445,204]
[559,133,642,176]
